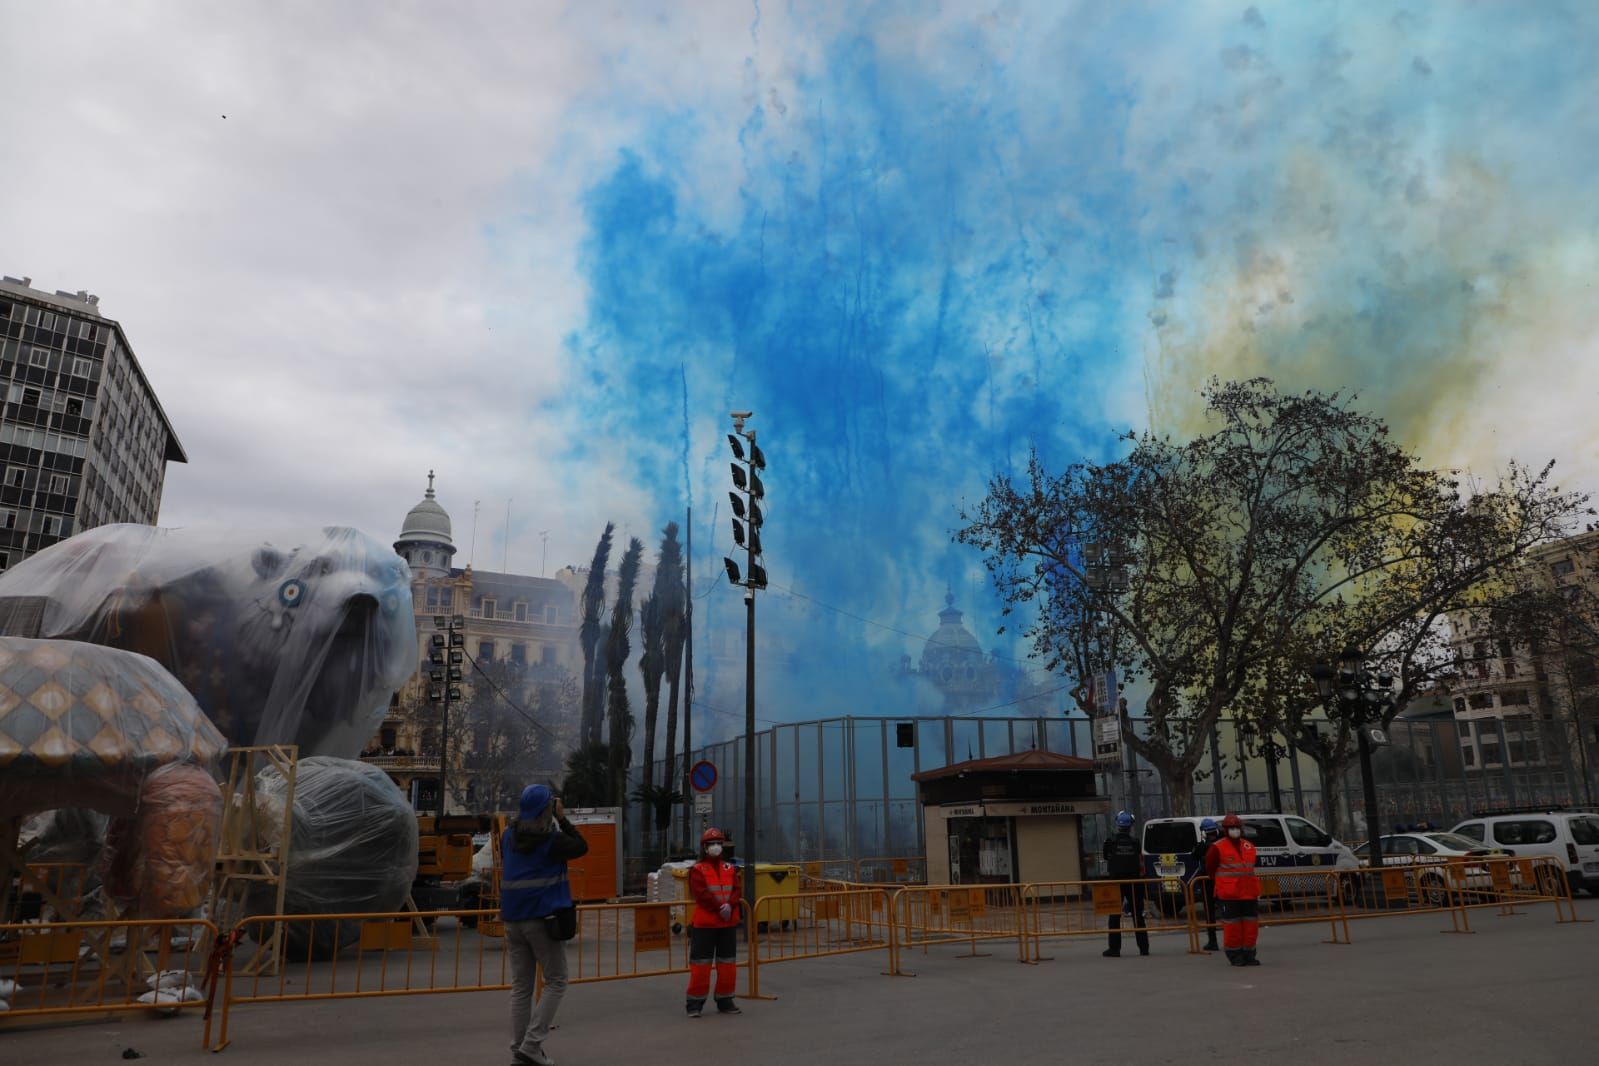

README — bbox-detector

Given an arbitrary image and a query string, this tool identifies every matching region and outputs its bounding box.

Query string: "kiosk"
[913,749,1107,886]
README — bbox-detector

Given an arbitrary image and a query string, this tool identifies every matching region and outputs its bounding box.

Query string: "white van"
[1140,813,1357,914]
[1450,808,1599,895]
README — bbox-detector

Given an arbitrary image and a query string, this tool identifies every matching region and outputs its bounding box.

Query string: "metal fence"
[649,713,1599,869]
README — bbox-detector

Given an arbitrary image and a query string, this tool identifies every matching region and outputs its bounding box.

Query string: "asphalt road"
[5,896,1594,1065]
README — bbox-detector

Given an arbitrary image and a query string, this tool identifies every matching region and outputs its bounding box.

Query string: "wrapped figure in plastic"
[0,524,417,759]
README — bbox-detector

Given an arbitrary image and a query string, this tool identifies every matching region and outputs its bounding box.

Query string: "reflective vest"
[1212,836,1260,900]
[499,827,573,922]
[690,860,741,928]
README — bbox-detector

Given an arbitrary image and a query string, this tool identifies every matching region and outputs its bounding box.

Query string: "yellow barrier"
[1019,878,1196,963]
[746,887,895,999]
[891,883,1026,974]
[0,916,218,1045]
[853,857,927,885]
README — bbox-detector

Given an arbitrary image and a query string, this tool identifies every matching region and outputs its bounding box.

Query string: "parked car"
[1450,808,1599,895]
[1140,813,1357,915]
[1351,832,1512,904]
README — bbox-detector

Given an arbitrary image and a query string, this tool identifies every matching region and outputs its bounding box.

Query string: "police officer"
[1191,818,1221,952]
[1102,810,1150,958]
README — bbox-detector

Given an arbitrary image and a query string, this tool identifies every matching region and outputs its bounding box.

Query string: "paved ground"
[5,897,1594,1065]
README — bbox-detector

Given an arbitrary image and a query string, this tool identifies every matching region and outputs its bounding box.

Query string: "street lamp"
[1238,719,1286,812]
[1310,646,1395,867]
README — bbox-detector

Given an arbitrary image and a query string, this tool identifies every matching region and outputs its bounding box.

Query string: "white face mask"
[706,844,724,857]
[1227,828,1243,840]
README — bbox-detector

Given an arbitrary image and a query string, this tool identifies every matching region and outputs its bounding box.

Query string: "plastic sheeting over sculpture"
[0,525,417,759]
[0,636,227,819]
[103,763,223,919]
[250,757,419,958]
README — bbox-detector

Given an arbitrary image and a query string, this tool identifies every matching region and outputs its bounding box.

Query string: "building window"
[39,312,55,331]
[437,588,453,609]
[1552,559,1576,578]
[79,322,97,341]
[481,599,496,619]
[1468,693,1494,710]
[20,388,39,406]
[514,602,527,622]
[42,516,56,536]
[478,641,495,662]
[1462,746,1475,767]
[4,467,24,488]
[541,645,557,666]
[1501,688,1530,706]
[65,397,82,418]
[1452,697,1466,713]
[48,474,67,495]
[29,348,49,367]
[72,357,93,378]
[1,511,13,530]
[544,604,558,624]
[425,586,439,608]
[423,550,433,564]
[511,644,527,665]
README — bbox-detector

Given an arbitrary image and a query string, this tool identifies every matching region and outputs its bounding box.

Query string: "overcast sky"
[4,2,1597,723]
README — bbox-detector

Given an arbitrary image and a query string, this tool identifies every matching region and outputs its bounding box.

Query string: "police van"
[1140,813,1358,914]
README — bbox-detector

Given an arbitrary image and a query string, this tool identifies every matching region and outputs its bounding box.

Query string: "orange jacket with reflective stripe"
[1207,836,1260,900]
[689,860,742,928]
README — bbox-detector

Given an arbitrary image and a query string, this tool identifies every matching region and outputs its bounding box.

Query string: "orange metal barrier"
[1020,878,1197,963]
[212,900,708,1050]
[853,857,927,885]
[746,887,895,998]
[0,916,218,1044]
[891,883,1026,974]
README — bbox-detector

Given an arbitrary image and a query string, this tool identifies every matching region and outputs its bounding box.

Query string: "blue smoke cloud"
[537,1,1599,731]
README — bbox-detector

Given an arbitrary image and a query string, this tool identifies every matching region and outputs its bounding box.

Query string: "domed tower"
[919,592,995,712]
[394,470,456,579]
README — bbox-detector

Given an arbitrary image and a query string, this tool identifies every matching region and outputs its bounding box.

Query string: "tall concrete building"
[0,276,185,571]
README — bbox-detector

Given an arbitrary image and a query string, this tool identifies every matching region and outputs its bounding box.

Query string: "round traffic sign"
[690,760,718,792]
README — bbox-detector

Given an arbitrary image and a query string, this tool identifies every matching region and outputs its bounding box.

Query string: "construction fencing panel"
[746,887,895,998]
[0,916,217,1043]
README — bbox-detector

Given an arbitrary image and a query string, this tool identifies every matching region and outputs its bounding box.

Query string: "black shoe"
[1139,950,1149,956]
[1204,942,1219,952]
[1102,949,1119,957]
[716,998,742,1015]
[1243,952,1261,966]
[686,1001,704,1019]
[1226,951,1243,966]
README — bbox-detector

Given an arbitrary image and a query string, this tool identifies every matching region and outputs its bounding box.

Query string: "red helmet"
[1221,812,1243,829]
[700,827,727,847]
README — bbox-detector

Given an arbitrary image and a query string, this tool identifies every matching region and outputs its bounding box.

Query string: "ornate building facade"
[363,473,582,812]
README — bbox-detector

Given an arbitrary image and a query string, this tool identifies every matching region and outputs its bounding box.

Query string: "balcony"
[360,753,441,774]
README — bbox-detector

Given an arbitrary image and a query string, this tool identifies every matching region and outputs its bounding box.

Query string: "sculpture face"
[0,525,417,758]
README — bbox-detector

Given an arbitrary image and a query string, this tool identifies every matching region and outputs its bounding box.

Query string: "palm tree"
[604,538,643,807]
[561,741,611,808]
[655,523,686,832]
[578,523,614,746]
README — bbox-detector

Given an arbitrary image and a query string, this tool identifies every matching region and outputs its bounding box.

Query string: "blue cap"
[519,784,554,820]
[1115,810,1134,829]
[1200,818,1219,832]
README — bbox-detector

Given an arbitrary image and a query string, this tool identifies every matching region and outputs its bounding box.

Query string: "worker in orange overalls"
[685,827,743,1017]
[1204,812,1262,966]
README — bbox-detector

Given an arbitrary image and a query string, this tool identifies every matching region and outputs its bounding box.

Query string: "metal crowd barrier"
[853,856,927,885]
[4,863,91,924]
[1020,877,1197,962]
[890,883,1027,973]
[746,887,895,998]
[0,916,218,1043]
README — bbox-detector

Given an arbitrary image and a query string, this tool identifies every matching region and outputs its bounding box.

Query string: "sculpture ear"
[252,547,284,580]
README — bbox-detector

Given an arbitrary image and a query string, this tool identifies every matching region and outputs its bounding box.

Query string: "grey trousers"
[507,917,570,1058]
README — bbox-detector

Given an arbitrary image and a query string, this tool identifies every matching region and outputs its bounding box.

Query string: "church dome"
[919,593,984,686]
[398,471,454,548]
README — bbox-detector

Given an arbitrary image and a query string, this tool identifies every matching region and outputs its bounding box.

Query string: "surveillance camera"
[730,410,753,420]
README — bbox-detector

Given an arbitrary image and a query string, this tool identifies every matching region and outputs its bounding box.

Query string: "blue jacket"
[500,785,588,922]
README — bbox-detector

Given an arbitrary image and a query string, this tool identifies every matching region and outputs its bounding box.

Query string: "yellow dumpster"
[671,862,800,930]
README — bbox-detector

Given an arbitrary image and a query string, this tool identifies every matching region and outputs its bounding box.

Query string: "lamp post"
[427,613,466,820]
[1309,646,1395,866]
[1239,720,1286,812]
[724,411,767,923]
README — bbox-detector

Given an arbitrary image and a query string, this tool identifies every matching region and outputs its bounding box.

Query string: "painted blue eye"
[279,580,306,608]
